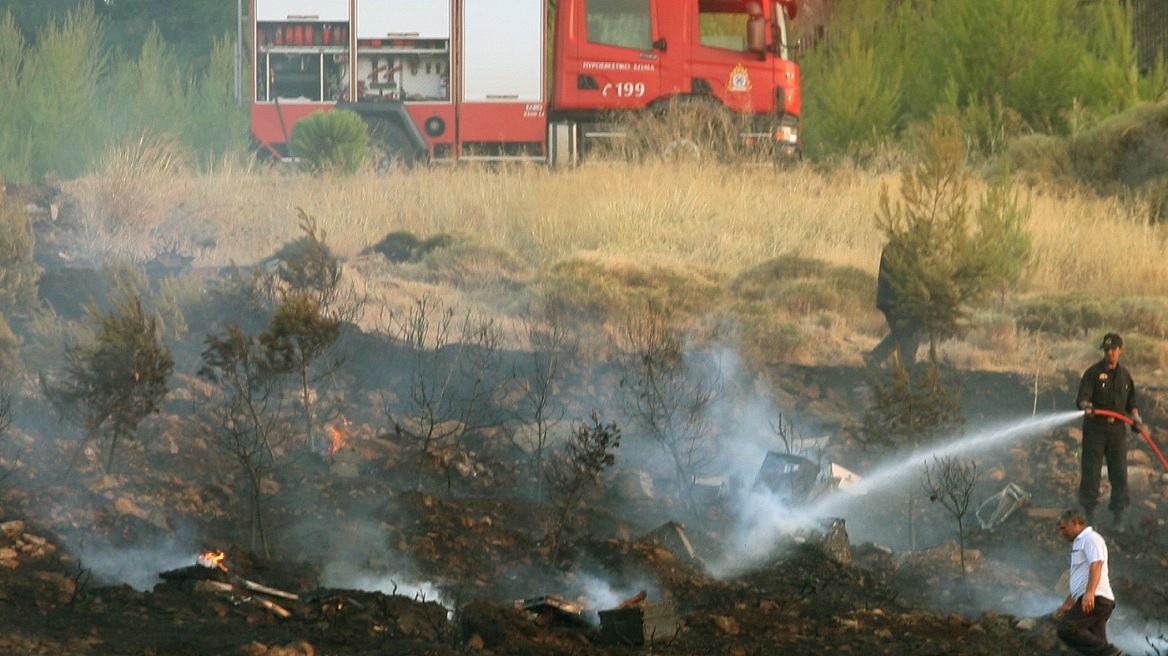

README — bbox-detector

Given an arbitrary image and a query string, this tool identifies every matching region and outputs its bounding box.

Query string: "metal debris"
[975,483,1031,529]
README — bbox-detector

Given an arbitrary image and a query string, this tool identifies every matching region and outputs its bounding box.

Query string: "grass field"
[61,158,1168,378]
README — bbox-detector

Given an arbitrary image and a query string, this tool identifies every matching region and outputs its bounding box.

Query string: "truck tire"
[368,119,425,170]
[644,98,736,164]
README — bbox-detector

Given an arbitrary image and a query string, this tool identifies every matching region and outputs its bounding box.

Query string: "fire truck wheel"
[662,138,702,163]
[645,98,735,164]
[369,120,424,171]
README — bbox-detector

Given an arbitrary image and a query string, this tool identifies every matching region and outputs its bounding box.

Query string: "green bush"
[802,0,1162,159]
[289,110,370,174]
[0,182,39,313]
[801,26,901,159]
[1011,294,1168,339]
[369,230,454,263]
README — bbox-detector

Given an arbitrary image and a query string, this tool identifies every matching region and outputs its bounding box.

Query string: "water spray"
[1092,409,1168,472]
[823,411,1084,502]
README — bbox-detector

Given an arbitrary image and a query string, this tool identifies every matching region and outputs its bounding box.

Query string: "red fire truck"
[250,0,801,165]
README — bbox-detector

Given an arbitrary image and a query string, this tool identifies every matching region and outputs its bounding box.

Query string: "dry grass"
[163,161,1168,297]
[61,159,1168,384]
[172,161,886,273]
[1026,191,1168,294]
[68,132,193,261]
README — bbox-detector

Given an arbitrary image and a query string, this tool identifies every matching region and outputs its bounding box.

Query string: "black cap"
[1100,333,1123,349]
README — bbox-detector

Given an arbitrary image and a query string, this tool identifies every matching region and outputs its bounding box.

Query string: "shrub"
[538,256,723,326]
[416,234,528,290]
[1012,294,1168,340]
[368,231,457,264]
[289,109,369,175]
[42,291,174,473]
[801,27,901,159]
[271,210,342,307]
[0,181,39,313]
[728,254,874,317]
[878,114,1032,359]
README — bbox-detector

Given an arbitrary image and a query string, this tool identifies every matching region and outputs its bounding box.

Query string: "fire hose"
[1092,409,1168,473]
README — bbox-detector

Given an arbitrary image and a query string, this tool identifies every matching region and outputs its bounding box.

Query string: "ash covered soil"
[5,193,1168,655]
[5,365,1168,656]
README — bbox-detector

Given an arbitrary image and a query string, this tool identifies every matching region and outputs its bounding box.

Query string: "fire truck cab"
[250,0,801,165]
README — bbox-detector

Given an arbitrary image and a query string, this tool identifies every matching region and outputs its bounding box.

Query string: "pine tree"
[877,114,1031,359]
[43,292,174,473]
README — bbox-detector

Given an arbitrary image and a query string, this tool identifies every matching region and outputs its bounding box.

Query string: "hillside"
[2,156,1168,655]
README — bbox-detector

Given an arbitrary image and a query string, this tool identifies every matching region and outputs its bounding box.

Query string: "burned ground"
[3,362,1168,656]
[4,198,1168,655]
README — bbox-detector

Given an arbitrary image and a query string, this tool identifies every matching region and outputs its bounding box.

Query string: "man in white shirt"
[1054,508,1122,656]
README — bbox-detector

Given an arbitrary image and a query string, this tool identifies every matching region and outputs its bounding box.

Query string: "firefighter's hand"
[1079,401,1094,416]
[1132,412,1145,433]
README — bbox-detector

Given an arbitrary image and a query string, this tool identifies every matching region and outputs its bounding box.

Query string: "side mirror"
[747,17,766,53]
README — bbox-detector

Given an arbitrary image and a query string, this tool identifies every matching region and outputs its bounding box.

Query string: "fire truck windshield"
[699,8,758,52]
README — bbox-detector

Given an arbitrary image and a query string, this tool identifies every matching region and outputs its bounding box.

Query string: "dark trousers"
[1079,421,1129,515]
[869,311,920,367]
[1057,596,1115,655]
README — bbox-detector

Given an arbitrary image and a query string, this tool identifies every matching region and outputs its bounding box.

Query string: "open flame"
[197,550,228,571]
[328,421,350,455]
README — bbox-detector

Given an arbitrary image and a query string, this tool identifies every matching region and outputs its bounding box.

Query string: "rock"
[0,520,25,539]
[713,615,740,635]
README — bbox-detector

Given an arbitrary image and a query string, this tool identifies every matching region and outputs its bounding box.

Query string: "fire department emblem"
[727,64,752,92]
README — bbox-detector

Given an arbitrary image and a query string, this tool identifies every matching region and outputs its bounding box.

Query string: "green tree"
[289,110,370,175]
[877,114,1031,358]
[258,292,342,453]
[862,361,962,450]
[799,0,903,158]
[0,181,40,313]
[22,4,109,179]
[0,13,34,182]
[103,27,190,140]
[42,292,174,473]
[550,412,621,562]
[96,0,235,69]
[804,0,1163,157]
[184,36,250,162]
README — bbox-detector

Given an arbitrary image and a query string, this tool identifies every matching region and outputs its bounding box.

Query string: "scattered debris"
[822,517,853,565]
[753,452,863,505]
[639,521,698,564]
[598,592,681,646]
[517,595,590,627]
[975,483,1031,529]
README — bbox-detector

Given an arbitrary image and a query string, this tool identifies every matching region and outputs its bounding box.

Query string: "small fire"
[197,550,228,571]
[328,421,350,455]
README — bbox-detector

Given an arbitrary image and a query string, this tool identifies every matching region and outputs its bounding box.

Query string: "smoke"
[77,532,200,591]
[572,570,659,625]
[287,516,452,609]
[321,560,449,609]
[703,409,1086,578]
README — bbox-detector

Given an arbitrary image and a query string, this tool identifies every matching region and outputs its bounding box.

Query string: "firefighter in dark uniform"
[866,239,920,368]
[1076,332,1143,529]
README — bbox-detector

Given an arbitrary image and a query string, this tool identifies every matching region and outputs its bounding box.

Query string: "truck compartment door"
[256,0,349,21]
[358,0,451,39]
[458,0,546,145]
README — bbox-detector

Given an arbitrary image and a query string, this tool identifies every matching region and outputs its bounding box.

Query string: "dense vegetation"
[0,0,1165,182]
